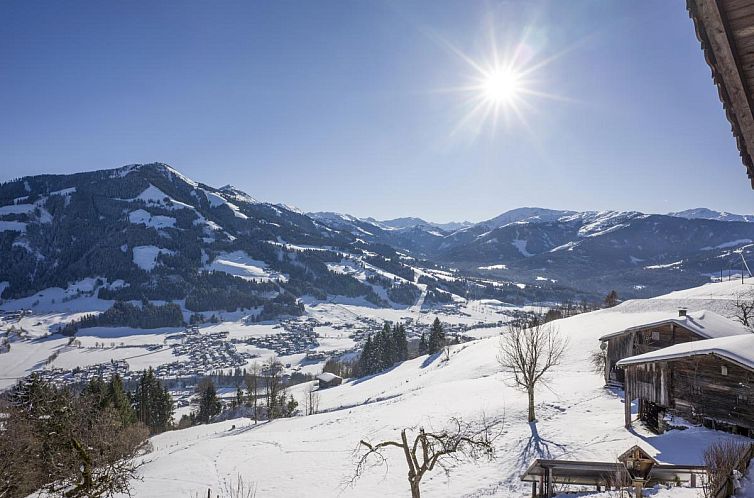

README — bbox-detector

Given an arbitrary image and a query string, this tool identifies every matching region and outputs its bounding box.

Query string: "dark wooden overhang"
[688,0,754,188]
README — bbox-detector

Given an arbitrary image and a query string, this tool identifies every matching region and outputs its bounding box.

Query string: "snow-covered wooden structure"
[316,372,342,389]
[599,309,750,386]
[688,0,754,187]
[618,334,754,434]
[520,444,706,497]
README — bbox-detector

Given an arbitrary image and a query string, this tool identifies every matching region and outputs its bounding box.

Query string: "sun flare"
[481,68,522,105]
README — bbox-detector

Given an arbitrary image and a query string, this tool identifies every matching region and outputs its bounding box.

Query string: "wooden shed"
[617,334,754,435]
[316,372,342,389]
[598,310,750,386]
[688,0,754,187]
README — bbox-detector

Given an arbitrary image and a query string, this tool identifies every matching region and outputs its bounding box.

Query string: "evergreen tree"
[359,335,375,375]
[133,368,173,433]
[428,318,446,355]
[392,323,408,362]
[418,333,428,356]
[107,374,136,426]
[196,378,222,424]
[378,323,393,370]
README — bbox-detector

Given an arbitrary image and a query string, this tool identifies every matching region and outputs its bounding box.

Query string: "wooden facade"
[624,354,754,435]
[604,322,704,386]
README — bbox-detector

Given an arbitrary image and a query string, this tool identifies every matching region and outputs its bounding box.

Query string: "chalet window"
[722,365,729,376]
[651,331,659,341]
[738,394,749,405]
[692,385,703,395]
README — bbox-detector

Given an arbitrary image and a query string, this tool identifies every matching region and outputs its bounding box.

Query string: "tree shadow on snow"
[420,352,441,369]
[350,363,402,386]
[517,422,568,468]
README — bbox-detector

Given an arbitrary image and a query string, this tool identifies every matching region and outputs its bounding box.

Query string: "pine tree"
[392,323,408,362]
[196,378,221,424]
[107,374,136,426]
[379,323,393,370]
[604,290,619,308]
[418,332,428,355]
[428,318,446,355]
[133,368,173,433]
[359,335,375,375]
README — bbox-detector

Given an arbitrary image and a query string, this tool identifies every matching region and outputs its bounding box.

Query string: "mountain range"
[1,163,753,311]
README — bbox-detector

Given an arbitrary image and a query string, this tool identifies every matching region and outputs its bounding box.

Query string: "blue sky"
[1,1,751,222]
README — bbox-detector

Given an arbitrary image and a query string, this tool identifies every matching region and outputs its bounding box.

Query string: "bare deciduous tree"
[702,439,751,498]
[353,415,502,498]
[591,345,608,378]
[497,321,568,422]
[303,381,320,416]
[244,362,260,423]
[733,292,754,328]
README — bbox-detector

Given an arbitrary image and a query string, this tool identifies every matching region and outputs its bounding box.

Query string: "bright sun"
[481,68,521,105]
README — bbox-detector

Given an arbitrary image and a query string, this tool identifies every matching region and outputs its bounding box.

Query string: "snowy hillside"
[121,279,754,497]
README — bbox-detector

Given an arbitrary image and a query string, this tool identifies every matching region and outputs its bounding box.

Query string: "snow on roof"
[317,372,340,382]
[616,333,754,370]
[598,310,751,342]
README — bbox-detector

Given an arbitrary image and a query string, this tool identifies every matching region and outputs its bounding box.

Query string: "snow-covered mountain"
[668,207,754,223]
[3,164,754,303]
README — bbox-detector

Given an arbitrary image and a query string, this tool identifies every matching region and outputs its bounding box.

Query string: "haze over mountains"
[2,163,754,308]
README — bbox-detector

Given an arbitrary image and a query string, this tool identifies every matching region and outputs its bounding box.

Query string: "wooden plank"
[694,0,754,180]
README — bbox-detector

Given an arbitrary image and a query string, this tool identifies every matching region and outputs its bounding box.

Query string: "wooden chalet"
[599,309,750,386]
[688,0,754,187]
[617,334,754,435]
[316,372,342,389]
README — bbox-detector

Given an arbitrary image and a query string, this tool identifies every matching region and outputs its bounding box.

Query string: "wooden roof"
[688,0,754,188]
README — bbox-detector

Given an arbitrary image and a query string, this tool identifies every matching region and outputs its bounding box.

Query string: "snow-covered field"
[113,279,754,497]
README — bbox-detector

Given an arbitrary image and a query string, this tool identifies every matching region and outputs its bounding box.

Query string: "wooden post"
[635,482,643,498]
[547,467,553,497]
[624,375,632,428]
[531,481,536,498]
[691,473,696,487]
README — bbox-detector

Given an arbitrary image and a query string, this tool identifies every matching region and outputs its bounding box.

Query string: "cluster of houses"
[233,327,319,356]
[34,359,131,386]
[600,308,754,436]
[157,330,252,378]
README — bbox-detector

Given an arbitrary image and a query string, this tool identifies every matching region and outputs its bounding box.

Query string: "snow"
[4,279,754,496]
[0,203,34,215]
[203,190,248,219]
[131,184,193,210]
[206,251,282,281]
[132,245,174,271]
[478,264,508,270]
[645,260,683,270]
[512,239,534,257]
[0,221,27,232]
[599,309,752,341]
[114,279,754,498]
[128,209,177,229]
[701,239,753,250]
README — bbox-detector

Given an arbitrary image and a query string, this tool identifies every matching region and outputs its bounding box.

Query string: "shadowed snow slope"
[125,279,754,498]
